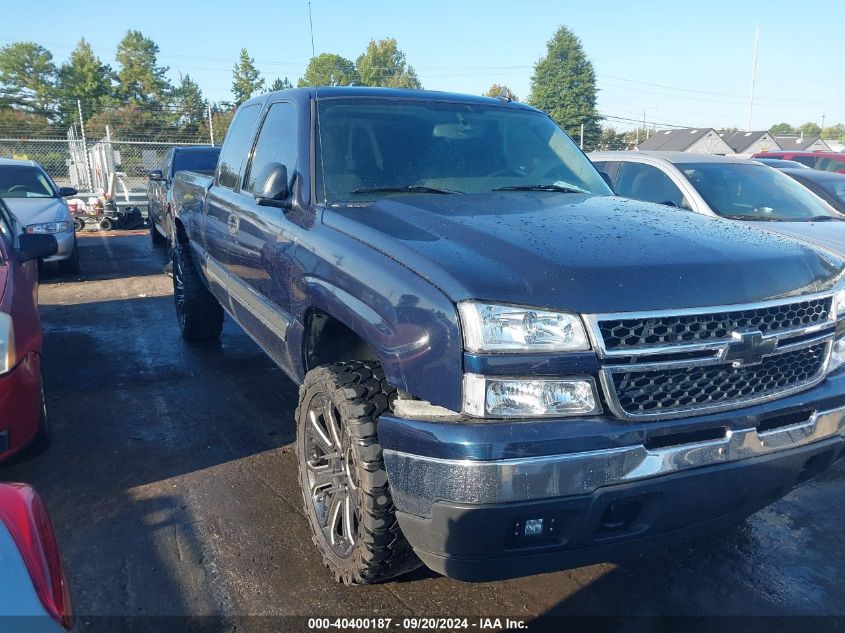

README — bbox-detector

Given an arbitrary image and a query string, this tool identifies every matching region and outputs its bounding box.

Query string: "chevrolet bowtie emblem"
[722,330,778,367]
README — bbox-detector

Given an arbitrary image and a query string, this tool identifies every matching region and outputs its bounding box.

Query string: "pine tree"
[57,38,113,124]
[231,48,264,106]
[269,77,293,91]
[0,42,57,113]
[529,26,600,147]
[356,38,421,89]
[115,30,171,104]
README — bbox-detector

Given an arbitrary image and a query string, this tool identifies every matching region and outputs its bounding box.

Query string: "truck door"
[202,103,262,302]
[228,101,299,370]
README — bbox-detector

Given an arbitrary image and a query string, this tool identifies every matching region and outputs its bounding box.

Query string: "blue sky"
[2,0,842,132]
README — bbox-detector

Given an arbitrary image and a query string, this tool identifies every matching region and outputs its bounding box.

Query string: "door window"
[614,162,686,207]
[244,102,298,194]
[789,155,817,167]
[217,104,262,190]
[817,157,845,173]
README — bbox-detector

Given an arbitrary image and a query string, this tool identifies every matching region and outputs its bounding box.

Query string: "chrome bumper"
[383,405,845,518]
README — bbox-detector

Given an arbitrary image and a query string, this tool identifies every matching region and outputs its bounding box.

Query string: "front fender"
[292,242,463,412]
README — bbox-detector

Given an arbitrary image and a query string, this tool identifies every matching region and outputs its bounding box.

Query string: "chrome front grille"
[586,294,836,421]
[598,297,831,351]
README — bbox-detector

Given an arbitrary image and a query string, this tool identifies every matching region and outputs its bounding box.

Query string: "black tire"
[296,361,420,585]
[150,215,166,247]
[27,385,52,456]
[99,218,113,231]
[58,237,81,274]
[172,242,223,341]
[73,217,85,232]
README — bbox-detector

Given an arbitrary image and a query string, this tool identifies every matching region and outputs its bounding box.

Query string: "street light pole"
[746,27,760,131]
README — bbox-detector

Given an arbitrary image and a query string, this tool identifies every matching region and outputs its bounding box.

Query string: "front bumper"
[42,229,76,262]
[380,373,845,581]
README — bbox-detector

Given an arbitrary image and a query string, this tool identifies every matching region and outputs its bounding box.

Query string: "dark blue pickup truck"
[171,87,845,584]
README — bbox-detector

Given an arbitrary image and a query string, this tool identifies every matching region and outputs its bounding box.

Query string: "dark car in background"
[753,151,845,173]
[755,157,811,170]
[147,145,221,248]
[782,167,845,214]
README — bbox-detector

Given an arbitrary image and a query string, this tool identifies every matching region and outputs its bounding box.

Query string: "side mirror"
[18,233,58,263]
[599,171,614,193]
[252,163,290,208]
[148,169,164,181]
[58,186,77,198]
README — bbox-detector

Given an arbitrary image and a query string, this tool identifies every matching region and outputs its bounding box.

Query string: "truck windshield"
[0,165,56,199]
[679,162,841,221]
[315,98,611,203]
[173,148,221,174]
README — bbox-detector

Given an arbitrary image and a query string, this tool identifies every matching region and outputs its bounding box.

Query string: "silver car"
[0,158,80,274]
[590,150,845,255]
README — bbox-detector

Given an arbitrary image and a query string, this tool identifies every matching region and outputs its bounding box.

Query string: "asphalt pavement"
[2,231,843,632]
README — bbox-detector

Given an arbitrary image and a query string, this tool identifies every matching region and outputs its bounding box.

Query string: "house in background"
[637,128,734,154]
[773,135,832,152]
[718,130,781,157]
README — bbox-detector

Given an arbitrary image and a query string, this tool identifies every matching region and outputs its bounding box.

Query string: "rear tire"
[172,242,223,341]
[296,361,420,585]
[27,385,52,456]
[99,218,113,231]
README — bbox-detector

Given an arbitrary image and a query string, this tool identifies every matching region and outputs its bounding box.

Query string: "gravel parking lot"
[2,231,844,631]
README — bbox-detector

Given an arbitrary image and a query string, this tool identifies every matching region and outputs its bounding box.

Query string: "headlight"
[458,302,589,352]
[26,222,69,234]
[0,313,16,374]
[463,374,600,417]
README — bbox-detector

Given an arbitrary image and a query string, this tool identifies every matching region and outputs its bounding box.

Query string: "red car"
[0,198,58,462]
[752,151,845,173]
[0,483,76,629]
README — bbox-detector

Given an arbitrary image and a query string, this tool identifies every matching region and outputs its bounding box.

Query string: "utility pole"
[580,123,584,149]
[643,109,648,140]
[207,105,215,146]
[821,113,826,134]
[746,27,760,131]
[77,99,93,192]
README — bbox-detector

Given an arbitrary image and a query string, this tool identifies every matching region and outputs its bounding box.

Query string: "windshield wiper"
[351,185,460,195]
[493,183,589,194]
[808,215,840,222]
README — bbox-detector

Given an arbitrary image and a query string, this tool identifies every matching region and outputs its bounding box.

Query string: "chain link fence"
[0,135,210,195]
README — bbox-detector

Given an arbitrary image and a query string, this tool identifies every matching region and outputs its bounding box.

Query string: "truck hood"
[2,198,69,227]
[325,194,845,313]
[746,221,845,259]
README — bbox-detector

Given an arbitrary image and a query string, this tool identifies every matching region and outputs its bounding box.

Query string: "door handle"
[228,214,239,234]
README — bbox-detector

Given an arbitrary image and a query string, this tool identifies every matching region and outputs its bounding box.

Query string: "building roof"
[717,130,772,153]
[636,128,719,151]
[774,136,829,151]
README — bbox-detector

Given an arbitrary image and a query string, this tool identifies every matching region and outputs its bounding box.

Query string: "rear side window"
[173,148,221,174]
[217,104,261,189]
[614,162,686,208]
[817,157,845,173]
[245,102,298,194]
[790,155,817,167]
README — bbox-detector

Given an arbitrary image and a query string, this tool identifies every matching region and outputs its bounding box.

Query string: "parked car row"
[162,86,845,585]
[752,150,845,173]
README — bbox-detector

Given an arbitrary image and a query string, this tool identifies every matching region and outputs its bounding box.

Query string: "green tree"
[356,38,421,89]
[769,122,795,135]
[171,74,207,133]
[821,123,845,141]
[528,26,600,147]
[483,84,518,101]
[0,42,57,113]
[297,53,358,87]
[269,77,293,91]
[115,30,171,104]
[57,38,113,124]
[597,126,626,150]
[798,122,822,137]
[199,104,235,146]
[231,48,264,106]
